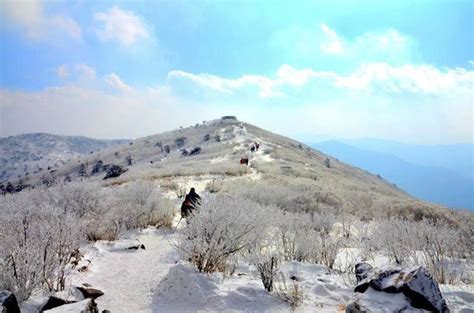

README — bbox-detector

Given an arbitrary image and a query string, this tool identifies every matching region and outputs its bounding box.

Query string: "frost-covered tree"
[177,195,276,273]
[369,218,463,283]
[0,188,84,300]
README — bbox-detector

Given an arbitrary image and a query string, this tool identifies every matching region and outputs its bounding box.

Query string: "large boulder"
[43,299,98,313]
[354,263,449,313]
[0,291,20,313]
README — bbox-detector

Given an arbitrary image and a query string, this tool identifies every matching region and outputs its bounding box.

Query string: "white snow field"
[30,225,472,313]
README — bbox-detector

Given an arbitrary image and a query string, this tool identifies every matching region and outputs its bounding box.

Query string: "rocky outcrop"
[103,165,126,179]
[353,262,449,313]
[39,285,103,312]
[182,147,201,157]
[0,291,20,313]
[43,299,98,313]
[91,160,105,174]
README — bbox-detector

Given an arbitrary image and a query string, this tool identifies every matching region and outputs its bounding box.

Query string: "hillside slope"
[0,133,127,182]
[9,117,453,220]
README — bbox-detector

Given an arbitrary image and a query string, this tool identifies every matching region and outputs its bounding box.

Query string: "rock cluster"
[347,262,449,313]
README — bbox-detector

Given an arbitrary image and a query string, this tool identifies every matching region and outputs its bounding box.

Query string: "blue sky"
[0,0,473,143]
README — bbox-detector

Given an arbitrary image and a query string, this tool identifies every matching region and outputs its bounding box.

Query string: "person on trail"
[180,187,201,219]
[188,187,201,206]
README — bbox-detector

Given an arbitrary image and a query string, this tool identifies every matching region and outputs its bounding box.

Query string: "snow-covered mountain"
[1,117,472,313]
[0,133,127,182]
[5,117,451,216]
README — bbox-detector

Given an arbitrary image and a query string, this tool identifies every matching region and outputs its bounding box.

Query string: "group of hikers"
[240,142,260,166]
[181,142,260,219]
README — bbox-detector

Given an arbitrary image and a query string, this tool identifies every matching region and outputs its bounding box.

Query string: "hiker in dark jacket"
[188,187,201,206]
[181,187,201,218]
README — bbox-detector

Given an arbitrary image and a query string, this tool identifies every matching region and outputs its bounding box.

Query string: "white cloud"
[49,15,82,40]
[56,65,69,78]
[168,70,280,98]
[169,65,336,98]
[1,63,472,144]
[56,64,96,81]
[320,24,344,54]
[104,73,132,92]
[334,63,474,94]
[76,64,96,81]
[95,7,150,46]
[1,0,81,40]
[0,85,213,139]
[169,63,473,97]
[319,24,411,59]
[273,24,415,66]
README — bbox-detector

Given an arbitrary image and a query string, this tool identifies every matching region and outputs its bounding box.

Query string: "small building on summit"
[221,116,237,122]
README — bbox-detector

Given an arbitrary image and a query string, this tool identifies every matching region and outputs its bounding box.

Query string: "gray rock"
[91,160,104,174]
[345,301,367,313]
[127,244,146,250]
[189,147,201,156]
[0,290,20,313]
[41,296,75,311]
[354,263,449,313]
[355,262,373,283]
[44,299,98,313]
[76,287,104,300]
[103,165,126,179]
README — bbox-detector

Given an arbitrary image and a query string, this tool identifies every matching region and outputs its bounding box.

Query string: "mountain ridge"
[310,140,473,210]
[2,117,460,222]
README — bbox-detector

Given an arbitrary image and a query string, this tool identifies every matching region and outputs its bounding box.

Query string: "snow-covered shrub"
[48,181,101,218]
[273,272,304,311]
[319,232,343,270]
[221,178,343,215]
[276,213,319,263]
[370,219,464,283]
[274,212,341,269]
[107,180,174,231]
[370,219,416,265]
[177,195,276,273]
[455,210,474,259]
[0,188,84,301]
[205,179,223,193]
[414,220,463,284]
[246,213,282,292]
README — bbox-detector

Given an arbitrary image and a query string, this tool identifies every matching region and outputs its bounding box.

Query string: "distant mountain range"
[0,133,127,182]
[343,139,474,179]
[310,140,473,210]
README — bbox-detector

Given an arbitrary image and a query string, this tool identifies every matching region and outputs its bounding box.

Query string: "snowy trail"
[69,228,181,312]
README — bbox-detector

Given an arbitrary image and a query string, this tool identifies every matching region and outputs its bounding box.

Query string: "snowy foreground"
[21,224,474,313]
